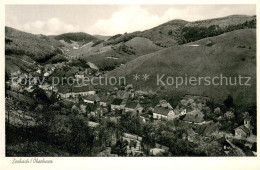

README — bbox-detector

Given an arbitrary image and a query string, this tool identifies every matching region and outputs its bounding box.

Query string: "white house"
[59,90,96,99]
[99,95,114,107]
[153,106,175,121]
[122,133,143,155]
[111,98,123,111]
[125,101,143,113]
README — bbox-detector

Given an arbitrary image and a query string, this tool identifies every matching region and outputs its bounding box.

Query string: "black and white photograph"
[1,1,259,170]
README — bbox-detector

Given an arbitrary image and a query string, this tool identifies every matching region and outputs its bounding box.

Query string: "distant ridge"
[54,32,98,44]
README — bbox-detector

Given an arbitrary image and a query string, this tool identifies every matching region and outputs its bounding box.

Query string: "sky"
[5,5,256,36]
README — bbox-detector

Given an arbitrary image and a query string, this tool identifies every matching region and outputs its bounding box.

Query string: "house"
[150,148,166,156]
[157,100,173,109]
[153,100,176,120]
[122,133,143,155]
[59,86,96,99]
[83,94,100,104]
[155,143,169,152]
[39,84,53,91]
[89,108,104,117]
[125,101,143,113]
[224,111,235,119]
[111,98,123,111]
[116,90,130,99]
[150,144,169,156]
[88,121,100,128]
[153,106,175,121]
[182,128,196,142]
[183,110,204,124]
[123,133,142,141]
[234,117,253,139]
[172,108,187,118]
[99,95,114,107]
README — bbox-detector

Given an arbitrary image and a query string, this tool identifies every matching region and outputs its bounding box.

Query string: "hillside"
[93,35,111,40]
[67,37,163,70]
[105,19,188,47]
[104,15,256,47]
[54,32,98,45]
[108,29,256,105]
[185,15,256,28]
[125,37,162,55]
[5,27,63,63]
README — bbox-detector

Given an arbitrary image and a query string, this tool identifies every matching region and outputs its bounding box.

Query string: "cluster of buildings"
[7,66,257,156]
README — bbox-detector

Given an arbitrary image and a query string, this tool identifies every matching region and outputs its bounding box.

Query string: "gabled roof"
[235,125,250,134]
[125,101,140,109]
[154,106,172,116]
[99,94,113,103]
[183,110,204,123]
[117,90,129,99]
[84,94,100,101]
[155,143,169,151]
[111,98,123,105]
[123,133,142,141]
[173,109,181,115]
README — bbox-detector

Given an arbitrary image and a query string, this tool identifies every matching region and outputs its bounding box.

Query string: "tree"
[68,116,95,155]
[50,92,59,103]
[111,140,128,156]
[224,95,234,108]
[31,87,51,104]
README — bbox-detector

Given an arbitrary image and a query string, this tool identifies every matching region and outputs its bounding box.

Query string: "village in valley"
[5,60,257,156]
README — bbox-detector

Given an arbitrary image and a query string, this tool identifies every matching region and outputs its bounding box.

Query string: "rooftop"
[235,125,250,134]
[84,94,100,101]
[125,101,140,109]
[154,106,172,116]
[111,98,123,105]
[183,110,204,123]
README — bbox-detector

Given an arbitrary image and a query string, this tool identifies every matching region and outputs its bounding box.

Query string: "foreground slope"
[108,29,256,105]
